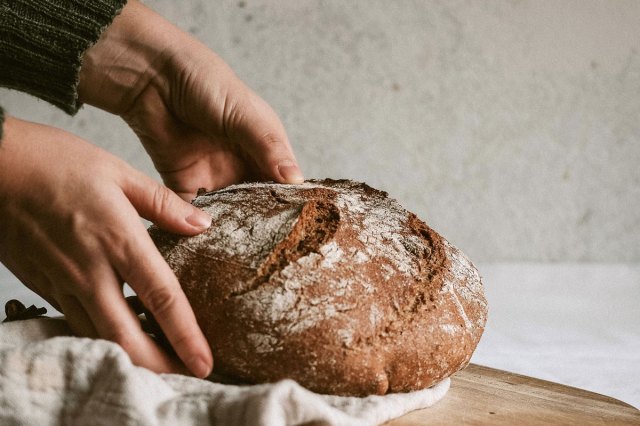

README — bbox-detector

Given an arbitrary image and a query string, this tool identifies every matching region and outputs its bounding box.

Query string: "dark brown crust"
[149,179,488,396]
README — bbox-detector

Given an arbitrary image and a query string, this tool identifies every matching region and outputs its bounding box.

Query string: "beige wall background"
[1,0,639,262]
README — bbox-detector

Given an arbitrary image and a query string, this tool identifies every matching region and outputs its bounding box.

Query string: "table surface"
[386,364,640,425]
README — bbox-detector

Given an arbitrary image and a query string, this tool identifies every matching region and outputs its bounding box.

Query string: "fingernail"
[190,355,212,379]
[278,162,304,184]
[186,210,212,230]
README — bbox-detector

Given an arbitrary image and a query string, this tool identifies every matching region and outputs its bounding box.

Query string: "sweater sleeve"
[0,0,127,115]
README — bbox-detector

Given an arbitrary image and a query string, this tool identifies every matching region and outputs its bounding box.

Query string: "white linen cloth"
[0,318,449,426]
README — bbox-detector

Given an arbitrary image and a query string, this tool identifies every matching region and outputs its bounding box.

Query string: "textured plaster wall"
[1,0,639,262]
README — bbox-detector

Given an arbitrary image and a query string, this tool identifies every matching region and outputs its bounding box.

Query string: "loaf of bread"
[149,179,487,396]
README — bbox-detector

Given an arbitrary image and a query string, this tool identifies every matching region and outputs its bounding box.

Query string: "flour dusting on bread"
[150,179,487,396]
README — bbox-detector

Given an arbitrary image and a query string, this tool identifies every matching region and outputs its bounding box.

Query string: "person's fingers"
[0,115,201,375]
[109,206,213,378]
[57,295,99,338]
[121,168,212,234]
[123,250,213,377]
[179,78,304,185]
[223,92,304,184]
[79,271,187,375]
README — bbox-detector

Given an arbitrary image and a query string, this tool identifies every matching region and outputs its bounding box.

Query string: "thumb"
[186,80,304,184]
[122,170,212,235]
[229,93,304,184]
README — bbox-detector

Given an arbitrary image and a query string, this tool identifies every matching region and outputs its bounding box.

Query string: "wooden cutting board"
[385,364,640,425]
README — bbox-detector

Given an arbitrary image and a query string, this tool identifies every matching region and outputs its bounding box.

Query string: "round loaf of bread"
[149,179,487,396]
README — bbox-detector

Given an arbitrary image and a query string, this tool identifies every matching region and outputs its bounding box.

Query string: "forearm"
[0,0,127,114]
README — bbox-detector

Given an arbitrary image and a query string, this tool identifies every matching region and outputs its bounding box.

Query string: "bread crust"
[149,179,487,396]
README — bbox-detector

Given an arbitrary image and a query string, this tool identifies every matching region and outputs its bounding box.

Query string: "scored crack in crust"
[149,179,488,396]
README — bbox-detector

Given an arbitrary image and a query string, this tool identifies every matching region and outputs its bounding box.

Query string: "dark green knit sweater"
[0,0,127,140]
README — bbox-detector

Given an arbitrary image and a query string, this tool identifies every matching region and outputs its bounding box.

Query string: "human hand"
[78,0,303,200]
[0,116,213,378]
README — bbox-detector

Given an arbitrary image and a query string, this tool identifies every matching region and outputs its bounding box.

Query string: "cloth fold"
[0,318,449,426]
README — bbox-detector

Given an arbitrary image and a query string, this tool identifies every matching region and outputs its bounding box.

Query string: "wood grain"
[385,364,640,425]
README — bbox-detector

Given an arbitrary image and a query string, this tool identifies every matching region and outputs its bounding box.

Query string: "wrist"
[77,0,173,115]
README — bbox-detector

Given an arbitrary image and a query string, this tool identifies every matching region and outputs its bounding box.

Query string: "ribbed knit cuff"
[0,0,127,115]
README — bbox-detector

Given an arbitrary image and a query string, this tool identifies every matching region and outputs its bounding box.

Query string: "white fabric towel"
[0,318,449,425]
